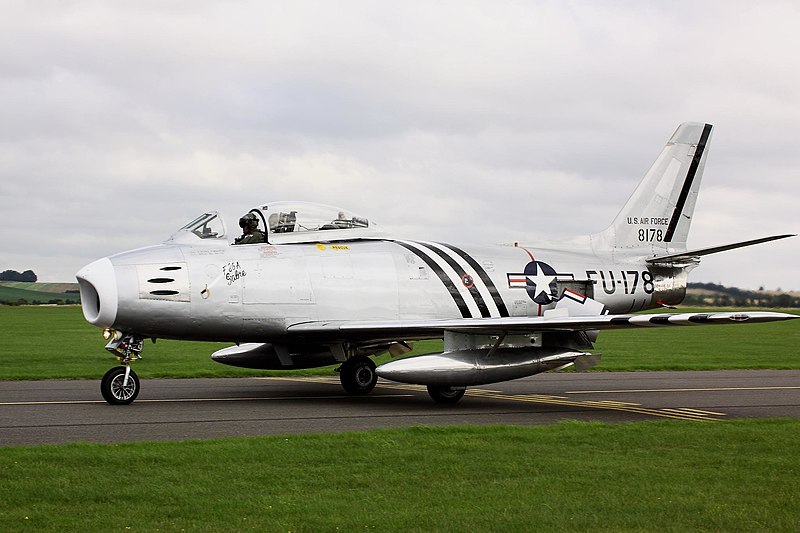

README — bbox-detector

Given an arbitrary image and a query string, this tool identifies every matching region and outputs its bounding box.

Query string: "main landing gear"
[100,331,143,405]
[337,355,466,404]
[338,355,378,395]
[426,385,466,404]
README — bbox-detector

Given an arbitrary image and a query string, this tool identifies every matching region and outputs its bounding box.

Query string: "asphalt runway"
[1,370,799,446]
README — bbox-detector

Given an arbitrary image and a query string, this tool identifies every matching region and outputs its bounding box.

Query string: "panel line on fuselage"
[414,241,493,318]
[436,243,510,317]
[401,240,511,319]
[391,240,472,318]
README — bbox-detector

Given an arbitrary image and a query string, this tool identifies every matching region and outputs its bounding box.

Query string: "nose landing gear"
[101,366,140,405]
[100,332,144,405]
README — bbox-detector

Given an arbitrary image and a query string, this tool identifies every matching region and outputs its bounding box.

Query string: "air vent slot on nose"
[138,263,190,302]
[150,290,180,296]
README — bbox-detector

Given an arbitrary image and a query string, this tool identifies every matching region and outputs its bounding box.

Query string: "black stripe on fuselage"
[438,243,510,317]
[393,241,472,318]
[664,123,713,242]
[413,241,492,318]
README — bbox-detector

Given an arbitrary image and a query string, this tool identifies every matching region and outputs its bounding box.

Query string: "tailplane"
[594,122,713,257]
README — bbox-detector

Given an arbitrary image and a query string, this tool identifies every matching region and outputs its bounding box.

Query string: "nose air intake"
[76,257,119,327]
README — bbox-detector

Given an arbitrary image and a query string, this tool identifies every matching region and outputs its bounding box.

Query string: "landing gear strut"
[338,355,378,395]
[100,332,144,405]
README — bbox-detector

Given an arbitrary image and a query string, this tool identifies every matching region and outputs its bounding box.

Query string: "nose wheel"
[101,366,140,405]
[100,332,144,405]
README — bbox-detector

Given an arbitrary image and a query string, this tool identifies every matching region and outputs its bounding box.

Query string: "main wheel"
[427,385,466,404]
[101,366,140,405]
[339,356,378,395]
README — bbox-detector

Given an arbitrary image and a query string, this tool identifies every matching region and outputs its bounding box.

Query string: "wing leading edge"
[287,311,798,342]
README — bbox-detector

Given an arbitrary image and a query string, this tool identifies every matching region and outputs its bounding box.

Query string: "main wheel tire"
[101,366,140,405]
[427,385,466,404]
[339,356,378,395]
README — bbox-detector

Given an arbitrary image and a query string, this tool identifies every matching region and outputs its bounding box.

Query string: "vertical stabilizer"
[595,122,713,256]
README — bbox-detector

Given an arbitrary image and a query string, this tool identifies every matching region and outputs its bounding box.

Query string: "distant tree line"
[0,269,37,282]
[0,268,81,305]
[3,297,80,306]
[684,282,800,308]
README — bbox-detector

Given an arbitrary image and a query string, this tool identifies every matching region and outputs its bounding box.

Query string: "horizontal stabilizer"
[646,234,795,266]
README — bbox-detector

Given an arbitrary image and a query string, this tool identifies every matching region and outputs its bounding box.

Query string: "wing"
[286,311,798,343]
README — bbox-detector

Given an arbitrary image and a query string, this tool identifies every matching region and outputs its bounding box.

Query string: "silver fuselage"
[78,235,682,344]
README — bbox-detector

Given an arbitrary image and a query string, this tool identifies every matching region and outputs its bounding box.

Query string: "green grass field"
[0,282,78,293]
[1,420,798,531]
[0,284,80,305]
[2,307,798,532]
[0,306,797,380]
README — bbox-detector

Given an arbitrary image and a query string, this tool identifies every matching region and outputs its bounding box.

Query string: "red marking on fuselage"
[519,246,536,262]
[565,288,586,299]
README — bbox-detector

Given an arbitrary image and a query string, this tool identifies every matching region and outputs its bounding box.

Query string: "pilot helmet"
[239,213,259,230]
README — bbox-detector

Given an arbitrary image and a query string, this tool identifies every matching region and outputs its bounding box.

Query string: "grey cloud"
[1,1,798,289]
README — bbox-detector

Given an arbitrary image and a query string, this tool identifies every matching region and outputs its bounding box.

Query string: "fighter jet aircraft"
[77,122,797,405]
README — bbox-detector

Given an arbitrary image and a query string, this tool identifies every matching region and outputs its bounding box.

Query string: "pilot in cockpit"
[234,213,267,245]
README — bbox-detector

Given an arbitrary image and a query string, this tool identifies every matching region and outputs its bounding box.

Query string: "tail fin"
[595,122,713,256]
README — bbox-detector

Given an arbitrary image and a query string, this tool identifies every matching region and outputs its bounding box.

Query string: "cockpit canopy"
[169,202,385,245]
[176,212,227,241]
[252,202,384,244]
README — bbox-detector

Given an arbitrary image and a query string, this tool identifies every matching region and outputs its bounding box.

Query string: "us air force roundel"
[507,260,558,304]
[524,260,558,304]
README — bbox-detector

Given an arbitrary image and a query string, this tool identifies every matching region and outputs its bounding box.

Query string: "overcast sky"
[1,1,798,290]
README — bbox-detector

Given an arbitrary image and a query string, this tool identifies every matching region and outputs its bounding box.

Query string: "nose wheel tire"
[101,366,140,405]
[339,356,378,395]
[427,385,466,404]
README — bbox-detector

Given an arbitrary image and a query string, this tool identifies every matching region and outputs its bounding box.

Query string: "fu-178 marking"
[586,270,655,296]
